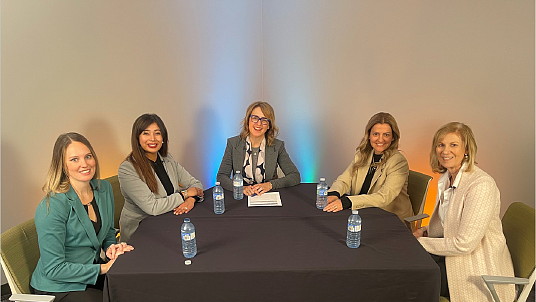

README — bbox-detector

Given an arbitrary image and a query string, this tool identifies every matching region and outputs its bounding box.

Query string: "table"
[104,183,439,302]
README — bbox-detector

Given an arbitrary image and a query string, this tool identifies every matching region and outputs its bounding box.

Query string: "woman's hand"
[100,258,116,274]
[106,242,135,260]
[251,182,272,196]
[413,227,428,238]
[185,187,204,199]
[327,196,339,204]
[173,198,195,215]
[243,185,255,196]
[323,199,343,212]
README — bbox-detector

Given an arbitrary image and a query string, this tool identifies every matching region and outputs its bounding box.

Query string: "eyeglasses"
[249,115,270,126]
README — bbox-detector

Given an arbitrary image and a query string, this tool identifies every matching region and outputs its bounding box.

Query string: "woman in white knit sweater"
[413,122,515,302]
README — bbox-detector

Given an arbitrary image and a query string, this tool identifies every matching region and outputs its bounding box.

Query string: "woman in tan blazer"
[323,112,413,222]
[414,122,515,302]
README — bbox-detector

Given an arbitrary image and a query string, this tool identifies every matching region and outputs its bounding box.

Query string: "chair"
[482,202,535,302]
[103,175,124,231]
[0,219,55,301]
[404,170,432,230]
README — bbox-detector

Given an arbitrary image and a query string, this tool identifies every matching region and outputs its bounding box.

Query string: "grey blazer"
[216,135,301,191]
[118,154,203,242]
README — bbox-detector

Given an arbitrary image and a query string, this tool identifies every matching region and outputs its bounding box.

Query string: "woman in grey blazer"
[118,114,204,242]
[217,101,300,196]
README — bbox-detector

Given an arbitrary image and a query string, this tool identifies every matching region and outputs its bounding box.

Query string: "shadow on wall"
[1,141,42,230]
[82,117,125,178]
[182,105,227,188]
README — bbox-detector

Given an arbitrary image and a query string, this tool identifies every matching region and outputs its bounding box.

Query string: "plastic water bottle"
[346,210,361,248]
[213,182,225,214]
[316,177,328,209]
[233,171,243,200]
[181,218,197,258]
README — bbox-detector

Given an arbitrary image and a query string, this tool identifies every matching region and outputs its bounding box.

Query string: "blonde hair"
[43,132,100,197]
[430,122,477,173]
[239,101,279,146]
[353,112,401,171]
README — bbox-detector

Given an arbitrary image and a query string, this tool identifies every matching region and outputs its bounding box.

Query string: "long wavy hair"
[43,132,101,197]
[353,112,401,171]
[239,101,279,146]
[126,114,169,193]
[430,122,477,173]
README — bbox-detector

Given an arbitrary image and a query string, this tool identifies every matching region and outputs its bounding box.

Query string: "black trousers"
[31,274,105,302]
[430,253,450,297]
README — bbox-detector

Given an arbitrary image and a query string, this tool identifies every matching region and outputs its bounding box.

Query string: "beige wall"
[1,0,533,256]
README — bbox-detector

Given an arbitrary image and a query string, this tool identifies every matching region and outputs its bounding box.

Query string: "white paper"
[247,192,282,207]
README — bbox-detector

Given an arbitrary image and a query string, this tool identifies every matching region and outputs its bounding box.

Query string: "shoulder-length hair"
[353,112,401,170]
[43,132,101,197]
[430,122,477,173]
[239,101,279,146]
[126,113,169,193]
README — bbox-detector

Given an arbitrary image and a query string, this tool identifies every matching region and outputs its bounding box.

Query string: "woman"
[119,114,203,242]
[323,112,413,222]
[217,101,300,196]
[413,122,515,301]
[31,133,133,302]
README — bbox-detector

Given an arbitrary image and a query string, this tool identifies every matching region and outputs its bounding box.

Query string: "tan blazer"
[329,150,413,221]
[418,166,515,302]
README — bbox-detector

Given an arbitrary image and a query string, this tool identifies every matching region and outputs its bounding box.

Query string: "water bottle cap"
[235,170,240,174]
[215,181,220,185]
[352,210,359,214]
[184,218,191,222]
[319,177,326,181]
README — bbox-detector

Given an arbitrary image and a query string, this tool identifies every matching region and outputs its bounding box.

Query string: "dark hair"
[126,114,168,193]
[43,132,100,196]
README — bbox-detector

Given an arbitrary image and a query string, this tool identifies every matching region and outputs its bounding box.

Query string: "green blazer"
[30,179,116,292]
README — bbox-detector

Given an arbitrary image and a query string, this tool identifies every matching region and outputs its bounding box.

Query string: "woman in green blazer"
[30,133,133,302]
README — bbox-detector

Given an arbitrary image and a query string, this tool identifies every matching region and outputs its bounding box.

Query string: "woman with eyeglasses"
[217,101,300,196]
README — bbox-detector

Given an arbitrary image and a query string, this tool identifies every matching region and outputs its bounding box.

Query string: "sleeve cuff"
[327,191,341,199]
[340,196,352,209]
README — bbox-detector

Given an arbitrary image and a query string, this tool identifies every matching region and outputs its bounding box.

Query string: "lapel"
[353,152,372,194]
[65,184,100,251]
[264,143,277,180]
[233,138,247,173]
[160,155,177,192]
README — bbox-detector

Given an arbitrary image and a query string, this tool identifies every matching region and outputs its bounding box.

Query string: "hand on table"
[185,187,204,199]
[106,242,135,260]
[173,198,195,215]
[250,182,272,196]
[323,199,343,212]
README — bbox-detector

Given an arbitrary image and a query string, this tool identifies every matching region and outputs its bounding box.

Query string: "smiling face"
[248,107,270,140]
[64,141,96,185]
[436,132,466,175]
[138,122,163,160]
[368,123,393,154]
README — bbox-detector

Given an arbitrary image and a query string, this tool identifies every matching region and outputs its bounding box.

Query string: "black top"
[150,155,175,196]
[83,196,101,235]
[329,153,383,209]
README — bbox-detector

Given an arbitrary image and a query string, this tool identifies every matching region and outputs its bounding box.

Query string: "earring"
[464,154,469,159]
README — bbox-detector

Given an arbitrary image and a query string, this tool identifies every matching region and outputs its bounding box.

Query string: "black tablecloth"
[104,183,439,302]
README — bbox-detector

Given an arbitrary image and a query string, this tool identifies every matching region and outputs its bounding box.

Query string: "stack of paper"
[247,192,282,207]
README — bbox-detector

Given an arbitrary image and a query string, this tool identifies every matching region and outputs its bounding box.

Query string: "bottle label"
[182,232,196,241]
[348,225,361,232]
[214,195,223,201]
[233,181,242,186]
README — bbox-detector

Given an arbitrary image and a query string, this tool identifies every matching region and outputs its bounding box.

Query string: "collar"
[439,163,466,189]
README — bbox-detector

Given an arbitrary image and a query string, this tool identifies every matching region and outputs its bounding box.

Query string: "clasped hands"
[101,242,134,274]
[243,182,272,196]
[174,187,204,215]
